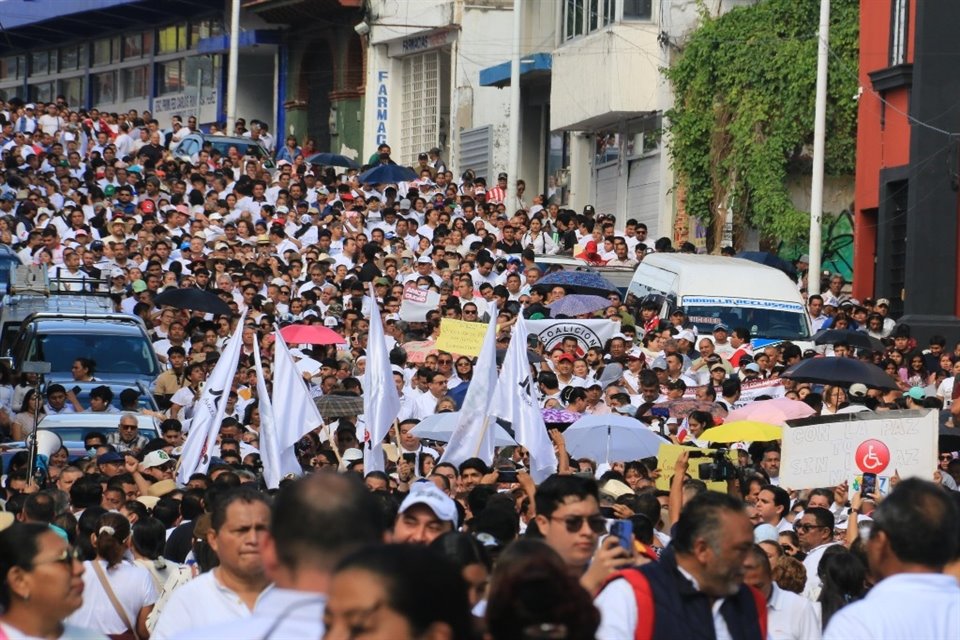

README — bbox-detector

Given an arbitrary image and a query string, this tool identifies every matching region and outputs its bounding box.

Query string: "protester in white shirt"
[824,479,960,640]
[797,508,841,600]
[743,545,821,640]
[152,490,272,639]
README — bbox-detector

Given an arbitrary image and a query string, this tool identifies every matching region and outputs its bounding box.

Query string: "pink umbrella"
[278,324,346,345]
[726,397,815,425]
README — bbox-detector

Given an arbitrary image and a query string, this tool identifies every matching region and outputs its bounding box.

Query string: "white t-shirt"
[151,571,270,640]
[0,621,105,639]
[65,560,157,636]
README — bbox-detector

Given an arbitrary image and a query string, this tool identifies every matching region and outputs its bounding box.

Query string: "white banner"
[682,378,785,406]
[526,319,617,354]
[780,409,937,491]
[152,86,219,124]
[399,287,441,322]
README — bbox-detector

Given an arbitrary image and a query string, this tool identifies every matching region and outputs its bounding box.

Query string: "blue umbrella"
[358,164,418,185]
[548,294,613,318]
[534,271,619,297]
[736,252,797,277]
[305,152,359,168]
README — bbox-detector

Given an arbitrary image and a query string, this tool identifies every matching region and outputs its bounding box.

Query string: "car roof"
[29,316,145,334]
[638,254,799,301]
[38,412,158,431]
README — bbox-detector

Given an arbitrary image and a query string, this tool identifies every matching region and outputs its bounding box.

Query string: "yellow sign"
[655,443,739,493]
[435,318,488,357]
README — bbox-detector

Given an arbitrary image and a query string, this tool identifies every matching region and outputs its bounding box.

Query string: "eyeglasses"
[550,514,607,534]
[34,547,82,567]
[438,359,452,364]
[120,423,138,430]
[794,523,827,533]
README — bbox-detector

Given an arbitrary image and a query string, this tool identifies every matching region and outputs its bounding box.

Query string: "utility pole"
[807,0,830,296]
[226,0,241,133]
[505,0,522,212]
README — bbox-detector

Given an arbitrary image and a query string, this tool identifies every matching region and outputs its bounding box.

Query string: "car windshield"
[683,305,811,341]
[28,333,160,378]
[208,139,267,159]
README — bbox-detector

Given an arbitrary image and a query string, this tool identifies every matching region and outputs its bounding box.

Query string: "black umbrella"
[357,164,418,184]
[305,152,359,168]
[813,329,885,353]
[155,287,232,316]
[781,357,899,390]
[314,393,364,418]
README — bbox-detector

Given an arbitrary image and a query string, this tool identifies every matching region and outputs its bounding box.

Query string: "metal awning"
[0,0,217,55]
[479,52,552,88]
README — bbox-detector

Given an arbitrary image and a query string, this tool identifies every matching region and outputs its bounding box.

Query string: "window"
[0,56,25,81]
[588,0,600,32]
[30,50,50,75]
[158,24,189,54]
[158,60,184,95]
[184,55,215,88]
[123,33,144,59]
[122,66,148,100]
[623,0,652,20]
[60,45,79,71]
[92,71,116,104]
[28,82,54,103]
[890,0,908,66]
[602,0,615,26]
[564,0,584,41]
[401,51,440,165]
[191,19,222,44]
[59,77,84,108]
[93,38,112,66]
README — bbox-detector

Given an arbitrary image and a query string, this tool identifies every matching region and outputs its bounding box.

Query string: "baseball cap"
[712,323,729,333]
[743,363,761,373]
[398,480,458,526]
[416,255,433,264]
[557,353,575,363]
[875,298,890,307]
[651,356,667,370]
[676,329,696,343]
[97,451,123,465]
[142,450,172,469]
[906,386,925,401]
[131,279,147,293]
[849,383,868,398]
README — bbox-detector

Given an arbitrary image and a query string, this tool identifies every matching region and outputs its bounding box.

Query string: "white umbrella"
[411,412,517,448]
[563,414,667,463]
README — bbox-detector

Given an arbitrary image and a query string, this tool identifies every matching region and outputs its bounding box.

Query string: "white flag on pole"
[255,333,310,489]
[440,302,499,468]
[363,284,402,473]
[490,313,557,482]
[177,311,246,484]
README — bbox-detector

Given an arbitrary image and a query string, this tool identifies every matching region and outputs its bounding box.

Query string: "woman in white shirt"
[131,517,182,597]
[66,512,157,639]
[520,217,558,255]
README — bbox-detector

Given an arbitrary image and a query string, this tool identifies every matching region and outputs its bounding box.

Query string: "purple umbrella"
[548,294,614,318]
[541,408,582,426]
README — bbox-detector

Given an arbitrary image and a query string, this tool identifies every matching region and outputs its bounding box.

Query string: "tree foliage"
[665,0,859,249]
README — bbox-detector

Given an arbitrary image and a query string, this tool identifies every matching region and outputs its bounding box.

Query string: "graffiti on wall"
[778,208,855,283]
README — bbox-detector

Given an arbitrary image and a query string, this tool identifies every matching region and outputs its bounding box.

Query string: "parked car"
[33,411,161,443]
[4,313,162,386]
[172,133,276,170]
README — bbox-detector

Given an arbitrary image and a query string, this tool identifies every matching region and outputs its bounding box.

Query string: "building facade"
[854,0,960,337]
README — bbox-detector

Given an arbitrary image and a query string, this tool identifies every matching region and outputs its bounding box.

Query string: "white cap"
[676,329,696,343]
[142,450,172,469]
[399,480,458,526]
[338,447,363,471]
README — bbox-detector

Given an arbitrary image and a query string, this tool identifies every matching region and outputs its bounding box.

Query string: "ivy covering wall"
[665,0,859,250]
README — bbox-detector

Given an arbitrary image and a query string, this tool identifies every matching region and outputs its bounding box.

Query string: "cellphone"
[599,506,615,519]
[402,453,416,465]
[610,520,634,551]
[861,472,877,496]
[497,467,518,483]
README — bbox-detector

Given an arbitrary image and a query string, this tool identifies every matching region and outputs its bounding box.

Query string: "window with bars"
[401,51,440,165]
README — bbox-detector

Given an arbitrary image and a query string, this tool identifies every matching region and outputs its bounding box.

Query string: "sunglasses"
[438,359,452,364]
[550,514,607,534]
[794,523,827,533]
[939,454,953,461]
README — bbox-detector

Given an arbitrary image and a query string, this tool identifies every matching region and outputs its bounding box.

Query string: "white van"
[626,254,813,348]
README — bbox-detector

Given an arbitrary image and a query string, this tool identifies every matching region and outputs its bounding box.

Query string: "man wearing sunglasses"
[797,507,839,598]
[534,475,633,595]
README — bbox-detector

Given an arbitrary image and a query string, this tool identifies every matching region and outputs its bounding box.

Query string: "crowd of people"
[0,96,959,639]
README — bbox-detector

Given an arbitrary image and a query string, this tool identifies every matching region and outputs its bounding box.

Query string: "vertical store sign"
[376,71,389,145]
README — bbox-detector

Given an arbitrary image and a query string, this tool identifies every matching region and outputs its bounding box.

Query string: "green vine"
[665,0,859,249]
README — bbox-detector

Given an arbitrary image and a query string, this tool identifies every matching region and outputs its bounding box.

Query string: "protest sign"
[399,287,441,322]
[435,318,488,357]
[780,409,937,492]
[655,443,739,493]
[526,319,617,354]
[682,378,785,405]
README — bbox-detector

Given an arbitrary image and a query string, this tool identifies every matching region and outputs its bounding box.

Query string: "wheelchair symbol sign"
[855,439,890,474]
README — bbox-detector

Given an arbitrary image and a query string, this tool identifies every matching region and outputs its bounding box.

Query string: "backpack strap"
[746,585,768,640]
[600,568,655,640]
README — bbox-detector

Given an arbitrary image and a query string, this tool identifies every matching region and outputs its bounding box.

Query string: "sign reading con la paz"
[780,409,937,491]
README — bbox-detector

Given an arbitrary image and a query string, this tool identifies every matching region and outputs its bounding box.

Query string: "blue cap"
[713,323,729,332]
[98,451,124,464]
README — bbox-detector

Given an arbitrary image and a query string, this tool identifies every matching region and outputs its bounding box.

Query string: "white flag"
[177,311,246,484]
[255,333,309,489]
[441,302,499,468]
[490,313,557,483]
[363,283,402,473]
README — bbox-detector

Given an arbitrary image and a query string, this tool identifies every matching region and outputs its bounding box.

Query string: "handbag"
[91,560,140,640]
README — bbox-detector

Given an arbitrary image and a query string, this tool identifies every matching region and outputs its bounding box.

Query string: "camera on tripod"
[688,448,739,482]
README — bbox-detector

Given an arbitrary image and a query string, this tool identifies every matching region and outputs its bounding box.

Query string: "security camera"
[354,21,370,36]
